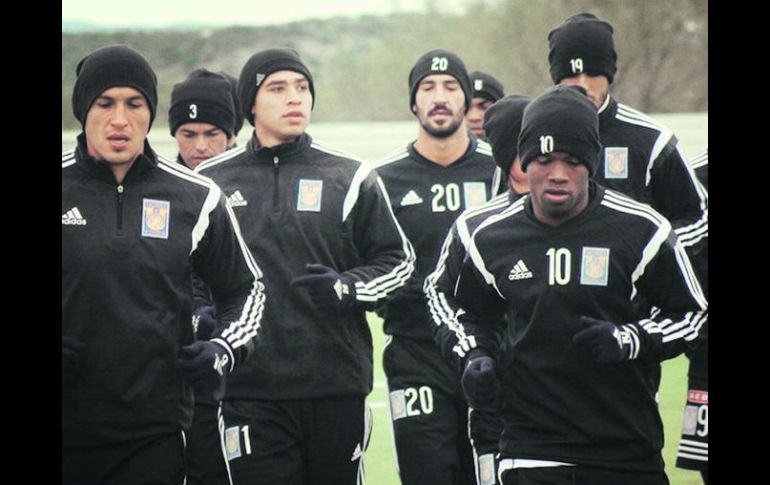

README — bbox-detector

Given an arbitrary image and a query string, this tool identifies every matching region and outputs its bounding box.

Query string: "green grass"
[364,315,704,485]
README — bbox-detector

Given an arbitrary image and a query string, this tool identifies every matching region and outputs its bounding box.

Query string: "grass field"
[364,315,704,485]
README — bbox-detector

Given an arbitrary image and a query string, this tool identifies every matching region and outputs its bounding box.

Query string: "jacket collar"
[407,137,477,169]
[246,132,312,162]
[75,132,158,185]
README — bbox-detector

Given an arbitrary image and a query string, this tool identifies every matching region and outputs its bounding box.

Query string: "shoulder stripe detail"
[602,190,669,227]
[375,147,410,167]
[456,196,510,250]
[616,104,670,133]
[690,150,708,169]
[311,140,365,163]
[195,145,247,172]
[157,158,221,191]
[465,200,527,298]
[342,164,373,222]
[62,158,76,168]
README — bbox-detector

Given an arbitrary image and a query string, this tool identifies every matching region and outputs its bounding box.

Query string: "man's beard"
[420,112,464,138]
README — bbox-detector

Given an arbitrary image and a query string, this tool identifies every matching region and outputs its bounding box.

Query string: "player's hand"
[177,340,231,399]
[461,351,499,411]
[192,305,218,340]
[573,316,636,364]
[291,264,357,312]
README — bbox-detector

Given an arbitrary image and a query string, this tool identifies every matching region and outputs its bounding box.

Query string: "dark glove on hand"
[177,341,231,399]
[192,305,218,340]
[573,316,636,364]
[62,336,86,385]
[290,263,357,312]
[461,351,499,411]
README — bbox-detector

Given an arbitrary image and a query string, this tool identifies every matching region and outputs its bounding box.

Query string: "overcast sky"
[62,0,470,28]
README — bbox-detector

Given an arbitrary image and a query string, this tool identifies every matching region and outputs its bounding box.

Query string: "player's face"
[527,151,590,226]
[85,86,150,166]
[559,73,609,109]
[174,122,229,169]
[414,74,466,139]
[252,70,312,148]
[465,96,494,140]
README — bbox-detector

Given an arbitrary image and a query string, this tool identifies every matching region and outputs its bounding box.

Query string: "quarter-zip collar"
[246,131,312,163]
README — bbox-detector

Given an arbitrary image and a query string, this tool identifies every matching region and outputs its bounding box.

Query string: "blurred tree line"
[62,0,707,129]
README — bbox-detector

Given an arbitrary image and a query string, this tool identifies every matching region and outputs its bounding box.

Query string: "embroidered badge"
[141,199,170,239]
[224,426,242,460]
[478,454,496,485]
[604,147,629,179]
[463,182,488,209]
[389,389,406,420]
[580,247,610,286]
[297,179,323,212]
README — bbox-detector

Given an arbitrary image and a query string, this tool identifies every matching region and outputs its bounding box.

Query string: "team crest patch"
[478,454,495,485]
[224,426,242,461]
[474,79,484,91]
[681,405,699,435]
[604,147,629,179]
[463,182,488,208]
[297,179,323,212]
[580,247,610,286]
[141,199,170,239]
[389,389,406,420]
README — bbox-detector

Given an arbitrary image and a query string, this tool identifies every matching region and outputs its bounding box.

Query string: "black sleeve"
[426,225,506,368]
[628,224,708,362]
[192,191,266,369]
[344,169,416,310]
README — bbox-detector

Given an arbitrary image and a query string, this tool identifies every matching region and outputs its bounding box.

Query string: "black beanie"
[548,12,617,84]
[72,45,158,128]
[482,94,532,176]
[518,85,601,176]
[219,71,244,137]
[169,69,235,137]
[469,71,505,103]
[238,48,315,126]
[408,49,471,113]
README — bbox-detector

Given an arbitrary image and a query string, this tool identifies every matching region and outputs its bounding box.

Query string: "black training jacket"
[62,135,265,446]
[196,133,414,400]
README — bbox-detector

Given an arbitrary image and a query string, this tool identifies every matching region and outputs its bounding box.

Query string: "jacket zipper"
[272,156,280,212]
[116,184,125,234]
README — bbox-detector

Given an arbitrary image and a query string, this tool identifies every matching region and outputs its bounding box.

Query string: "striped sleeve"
[343,166,416,309]
[602,191,707,361]
[161,160,264,368]
[616,105,708,251]
[425,196,511,362]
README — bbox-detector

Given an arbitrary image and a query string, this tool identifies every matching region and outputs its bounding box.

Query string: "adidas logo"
[400,190,423,206]
[228,190,248,207]
[62,207,87,226]
[351,443,363,462]
[508,260,533,280]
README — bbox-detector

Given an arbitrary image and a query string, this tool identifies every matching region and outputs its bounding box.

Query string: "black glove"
[573,316,636,364]
[461,351,499,411]
[177,340,231,399]
[62,336,86,386]
[192,305,218,340]
[290,263,357,312]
